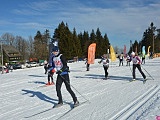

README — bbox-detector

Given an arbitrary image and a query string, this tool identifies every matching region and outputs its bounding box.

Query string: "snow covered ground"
[0,57,160,120]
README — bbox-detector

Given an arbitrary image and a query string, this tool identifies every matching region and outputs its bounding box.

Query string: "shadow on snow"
[28,75,46,77]
[28,81,46,85]
[22,89,58,105]
[74,74,132,81]
[22,89,72,118]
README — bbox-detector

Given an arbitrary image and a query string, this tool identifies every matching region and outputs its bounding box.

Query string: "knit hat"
[131,52,135,56]
[52,46,59,52]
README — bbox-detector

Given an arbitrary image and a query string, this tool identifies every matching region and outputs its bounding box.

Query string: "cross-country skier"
[51,46,79,108]
[98,54,109,80]
[130,52,147,82]
[118,53,124,66]
[46,64,55,85]
[141,54,145,64]
[126,54,130,66]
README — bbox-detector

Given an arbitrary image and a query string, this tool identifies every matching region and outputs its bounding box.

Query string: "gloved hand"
[56,70,63,74]
[51,69,56,73]
[65,66,70,72]
[136,60,141,64]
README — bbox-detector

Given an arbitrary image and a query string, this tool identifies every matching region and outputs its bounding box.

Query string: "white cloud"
[1,0,160,49]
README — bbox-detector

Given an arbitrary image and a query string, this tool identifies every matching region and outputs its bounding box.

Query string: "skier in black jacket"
[51,46,79,108]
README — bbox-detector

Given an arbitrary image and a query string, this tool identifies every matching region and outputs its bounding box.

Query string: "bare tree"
[1,33,15,45]
[14,36,29,61]
[28,36,34,58]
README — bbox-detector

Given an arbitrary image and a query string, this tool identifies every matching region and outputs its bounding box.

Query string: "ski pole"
[59,75,90,102]
[141,65,154,80]
[129,65,132,73]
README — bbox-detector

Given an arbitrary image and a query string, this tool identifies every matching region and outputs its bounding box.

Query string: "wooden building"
[0,45,22,64]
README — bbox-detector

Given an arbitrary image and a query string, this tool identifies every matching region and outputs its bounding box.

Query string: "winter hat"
[103,54,107,58]
[131,52,135,56]
[52,46,59,52]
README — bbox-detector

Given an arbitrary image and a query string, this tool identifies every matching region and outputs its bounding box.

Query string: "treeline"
[52,21,110,59]
[129,22,160,54]
[1,22,160,62]
[0,21,110,61]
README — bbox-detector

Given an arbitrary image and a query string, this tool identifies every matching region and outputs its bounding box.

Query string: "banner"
[124,45,126,58]
[88,43,96,64]
[110,45,116,62]
[124,45,126,55]
[142,46,145,55]
[147,46,151,56]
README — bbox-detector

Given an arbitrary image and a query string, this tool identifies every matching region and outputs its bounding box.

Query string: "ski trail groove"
[108,85,160,120]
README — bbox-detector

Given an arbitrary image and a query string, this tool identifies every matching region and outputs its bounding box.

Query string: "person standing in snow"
[51,46,79,107]
[98,54,109,80]
[85,58,90,71]
[130,52,146,81]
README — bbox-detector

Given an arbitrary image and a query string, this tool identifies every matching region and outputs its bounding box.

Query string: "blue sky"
[0,0,160,51]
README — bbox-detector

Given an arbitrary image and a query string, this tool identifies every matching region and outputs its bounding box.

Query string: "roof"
[2,45,22,57]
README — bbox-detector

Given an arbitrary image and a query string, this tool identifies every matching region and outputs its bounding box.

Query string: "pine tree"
[95,28,103,57]
[33,30,49,60]
[82,31,90,57]
[53,22,73,59]
[154,29,160,53]
[141,22,156,53]
[103,34,110,54]
[90,29,96,42]
[72,28,82,58]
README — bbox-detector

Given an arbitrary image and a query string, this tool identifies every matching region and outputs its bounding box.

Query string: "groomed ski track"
[109,85,160,120]
[0,57,160,120]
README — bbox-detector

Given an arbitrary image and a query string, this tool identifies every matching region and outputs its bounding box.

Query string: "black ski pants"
[48,72,53,82]
[56,74,77,103]
[132,64,146,79]
[119,59,123,66]
[142,58,145,64]
[103,65,109,78]
[86,63,90,71]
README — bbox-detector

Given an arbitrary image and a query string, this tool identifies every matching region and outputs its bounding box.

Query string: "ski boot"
[143,77,147,84]
[73,100,79,108]
[46,82,50,85]
[50,82,54,85]
[54,102,63,108]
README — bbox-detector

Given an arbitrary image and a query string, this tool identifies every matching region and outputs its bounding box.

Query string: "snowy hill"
[0,57,160,120]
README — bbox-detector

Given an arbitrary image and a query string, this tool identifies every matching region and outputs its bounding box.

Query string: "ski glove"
[56,70,63,74]
[51,69,56,73]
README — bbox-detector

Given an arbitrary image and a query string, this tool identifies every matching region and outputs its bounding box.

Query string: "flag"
[142,46,145,55]
[124,45,126,58]
[147,46,151,56]
[110,45,116,62]
[87,43,96,64]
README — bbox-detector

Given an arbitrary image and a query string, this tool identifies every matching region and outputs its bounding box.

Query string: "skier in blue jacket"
[51,46,79,108]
